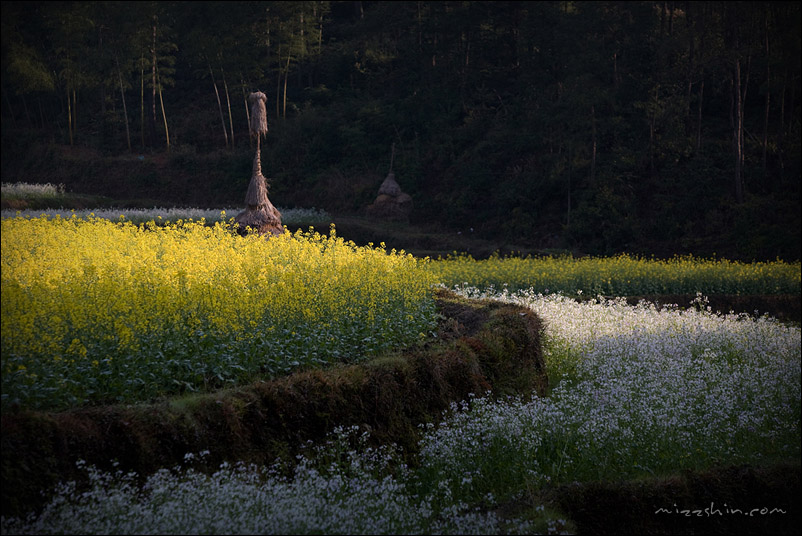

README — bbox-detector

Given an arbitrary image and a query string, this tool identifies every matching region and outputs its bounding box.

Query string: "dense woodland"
[1,1,800,261]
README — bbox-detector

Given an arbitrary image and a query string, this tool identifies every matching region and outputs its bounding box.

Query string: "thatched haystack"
[378,172,402,197]
[366,171,413,222]
[235,91,283,236]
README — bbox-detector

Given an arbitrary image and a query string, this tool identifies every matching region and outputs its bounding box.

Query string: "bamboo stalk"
[156,68,169,151]
[209,60,228,148]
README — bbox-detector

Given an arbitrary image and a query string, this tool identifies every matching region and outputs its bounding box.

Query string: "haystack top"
[378,172,402,197]
[249,91,268,136]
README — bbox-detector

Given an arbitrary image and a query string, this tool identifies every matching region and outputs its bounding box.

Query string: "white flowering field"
[0,205,331,226]
[417,288,800,504]
[3,285,798,535]
[1,182,331,226]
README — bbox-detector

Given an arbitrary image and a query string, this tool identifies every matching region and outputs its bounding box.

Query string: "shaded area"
[2,1,800,262]
[541,462,801,535]
[0,289,546,520]
[613,294,802,323]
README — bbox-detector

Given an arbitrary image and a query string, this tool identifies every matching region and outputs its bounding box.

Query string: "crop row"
[428,252,801,295]
[1,206,331,226]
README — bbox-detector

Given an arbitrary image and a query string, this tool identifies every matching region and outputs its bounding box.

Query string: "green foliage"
[1,1,800,260]
[429,253,801,296]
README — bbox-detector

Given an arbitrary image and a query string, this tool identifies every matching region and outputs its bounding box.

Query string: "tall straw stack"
[235,91,283,236]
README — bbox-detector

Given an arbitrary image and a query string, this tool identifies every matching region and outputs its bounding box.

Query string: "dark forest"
[2,1,800,261]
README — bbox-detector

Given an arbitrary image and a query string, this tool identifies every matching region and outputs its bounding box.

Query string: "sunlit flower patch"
[417,287,801,504]
[1,216,436,410]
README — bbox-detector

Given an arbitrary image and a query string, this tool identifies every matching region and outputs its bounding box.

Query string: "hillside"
[2,1,800,261]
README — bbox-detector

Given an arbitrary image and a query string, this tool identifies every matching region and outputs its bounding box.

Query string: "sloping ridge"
[1,289,547,519]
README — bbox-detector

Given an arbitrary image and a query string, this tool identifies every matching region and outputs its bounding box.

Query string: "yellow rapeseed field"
[3,214,799,412]
[428,252,801,295]
[1,216,437,410]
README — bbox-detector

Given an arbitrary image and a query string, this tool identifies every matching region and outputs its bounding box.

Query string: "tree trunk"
[740,55,750,194]
[38,98,46,130]
[52,98,64,140]
[241,78,252,148]
[695,4,706,152]
[787,75,795,142]
[668,2,674,36]
[276,47,282,117]
[150,16,158,149]
[140,55,145,149]
[778,69,787,182]
[221,65,234,148]
[761,11,770,173]
[685,1,694,136]
[209,61,229,148]
[116,56,131,152]
[613,52,618,90]
[590,105,597,183]
[317,4,324,53]
[72,89,77,136]
[779,70,786,140]
[157,68,170,151]
[727,3,746,204]
[2,82,17,128]
[99,26,106,116]
[731,60,744,204]
[66,89,73,145]
[567,141,572,226]
[283,55,291,118]
[298,11,305,88]
[417,1,422,54]
[650,110,656,176]
[696,79,704,151]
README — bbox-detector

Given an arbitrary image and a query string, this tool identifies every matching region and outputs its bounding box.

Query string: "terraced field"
[1,207,799,534]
